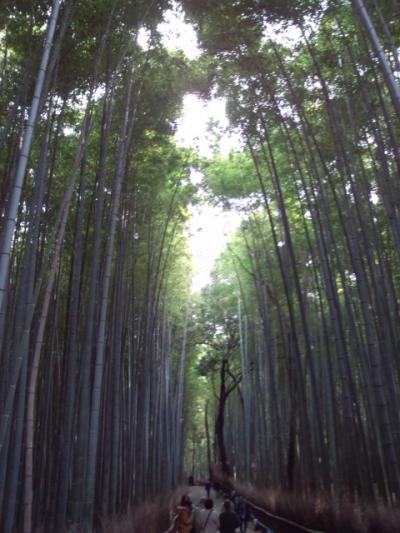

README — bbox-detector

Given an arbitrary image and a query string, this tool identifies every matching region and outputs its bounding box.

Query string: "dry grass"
[211,469,400,533]
[62,473,400,533]
[95,486,184,533]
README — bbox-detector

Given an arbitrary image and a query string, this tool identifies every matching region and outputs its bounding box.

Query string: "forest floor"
[186,484,258,531]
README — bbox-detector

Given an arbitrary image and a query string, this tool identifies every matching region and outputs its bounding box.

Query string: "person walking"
[193,497,206,533]
[174,495,193,533]
[205,480,212,498]
[198,498,219,533]
[219,500,241,533]
[236,496,251,533]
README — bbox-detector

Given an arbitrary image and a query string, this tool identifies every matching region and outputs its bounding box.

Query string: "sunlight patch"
[158,3,200,60]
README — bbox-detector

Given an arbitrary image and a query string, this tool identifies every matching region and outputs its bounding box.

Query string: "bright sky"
[150,5,244,292]
[176,94,242,158]
[157,6,200,60]
[175,95,244,291]
[188,202,243,291]
[140,5,303,292]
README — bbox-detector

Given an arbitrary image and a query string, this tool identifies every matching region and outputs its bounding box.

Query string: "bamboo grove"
[0,1,196,531]
[185,0,400,507]
[1,0,400,532]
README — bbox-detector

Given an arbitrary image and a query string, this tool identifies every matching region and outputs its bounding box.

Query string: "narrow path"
[187,484,223,511]
[185,484,256,531]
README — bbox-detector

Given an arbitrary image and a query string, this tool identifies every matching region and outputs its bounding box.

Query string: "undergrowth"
[99,487,183,533]
[212,470,400,533]
[62,486,183,533]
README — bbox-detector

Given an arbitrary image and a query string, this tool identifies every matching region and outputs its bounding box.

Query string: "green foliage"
[203,151,260,200]
[183,0,322,56]
[2,0,400,519]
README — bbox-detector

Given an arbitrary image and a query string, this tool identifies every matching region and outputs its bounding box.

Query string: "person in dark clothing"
[236,497,251,533]
[232,492,240,515]
[219,500,241,533]
[205,480,212,498]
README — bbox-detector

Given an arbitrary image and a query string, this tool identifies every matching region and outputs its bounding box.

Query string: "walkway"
[185,484,257,531]
[180,484,324,533]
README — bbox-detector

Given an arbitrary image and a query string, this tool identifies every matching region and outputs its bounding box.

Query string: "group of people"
[170,482,258,533]
[173,495,241,533]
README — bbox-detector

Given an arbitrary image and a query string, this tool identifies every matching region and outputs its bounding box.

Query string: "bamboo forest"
[1,0,400,531]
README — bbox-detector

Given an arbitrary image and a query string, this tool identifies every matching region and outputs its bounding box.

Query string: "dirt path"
[186,484,224,511]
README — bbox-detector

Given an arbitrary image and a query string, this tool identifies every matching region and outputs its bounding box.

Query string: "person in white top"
[198,498,219,533]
